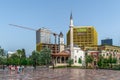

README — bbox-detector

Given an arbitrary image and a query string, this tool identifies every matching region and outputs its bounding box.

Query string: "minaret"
[70,12,74,59]
[59,32,64,52]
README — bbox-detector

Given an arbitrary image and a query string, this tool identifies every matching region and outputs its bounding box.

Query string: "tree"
[10,53,19,65]
[78,58,82,64]
[21,49,26,58]
[107,54,117,68]
[112,57,117,64]
[0,47,6,69]
[31,50,39,69]
[108,54,112,68]
[97,55,104,68]
[67,58,73,67]
[85,55,93,68]
[102,58,109,68]
[39,48,51,66]
[0,48,5,57]
[17,49,23,65]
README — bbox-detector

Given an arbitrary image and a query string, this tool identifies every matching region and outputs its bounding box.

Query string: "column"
[55,57,57,64]
[64,56,66,63]
[60,57,62,63]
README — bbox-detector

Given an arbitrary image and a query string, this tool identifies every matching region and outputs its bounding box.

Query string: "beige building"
[98,45,120,64]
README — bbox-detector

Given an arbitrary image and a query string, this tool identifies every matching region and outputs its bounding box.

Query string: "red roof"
[51,50,70,57]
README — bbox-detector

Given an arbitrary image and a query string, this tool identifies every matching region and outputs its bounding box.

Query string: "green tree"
[21,58,27,66]
[26,57,33,66]
[97,55,104,68]
[17,49,22,65]
[0,47,5,57]
[112,57,117,64]
[108,54,112,68]
[21,49,26,58]
[85,55,93,68]
[78,58,82,64]
[67,58,73,67]
[31,50,40,69]
[39,48,51,66]
[0,47,6,68]
[108,56,117,68]
[103,58,109,68]
[10,53,19,65]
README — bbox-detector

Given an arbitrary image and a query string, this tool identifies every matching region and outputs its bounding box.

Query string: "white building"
[66,46,85,66]
[72,47,85,66]
[7,51,16,57]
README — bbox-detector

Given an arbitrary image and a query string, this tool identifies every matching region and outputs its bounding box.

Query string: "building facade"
[36,28,51,44]
[98,45,120,64]
[72,47,85,66]
[36,43,59,53]
[51,46,85,66]
[51,50,70,66]
[36,32,65,53]
[67,26,98,49]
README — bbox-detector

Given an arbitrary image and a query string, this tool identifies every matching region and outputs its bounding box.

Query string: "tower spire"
[70,12,74,27]
[70,12,73,20]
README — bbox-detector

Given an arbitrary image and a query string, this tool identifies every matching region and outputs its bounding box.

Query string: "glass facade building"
[101,39,113,45]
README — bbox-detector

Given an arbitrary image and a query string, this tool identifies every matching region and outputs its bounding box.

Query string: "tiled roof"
[51,50,70,56]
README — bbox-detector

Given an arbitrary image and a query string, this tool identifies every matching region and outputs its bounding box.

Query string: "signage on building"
[77,28,87,32]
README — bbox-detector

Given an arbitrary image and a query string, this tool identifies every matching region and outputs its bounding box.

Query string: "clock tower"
[59,32,65,52]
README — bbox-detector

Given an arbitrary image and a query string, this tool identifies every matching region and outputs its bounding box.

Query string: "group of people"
[8,65,24,73]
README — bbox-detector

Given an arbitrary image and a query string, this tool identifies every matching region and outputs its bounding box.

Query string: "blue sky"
[0,0,120,56]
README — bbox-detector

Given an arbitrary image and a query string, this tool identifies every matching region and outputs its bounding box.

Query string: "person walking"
[21,65,24,73]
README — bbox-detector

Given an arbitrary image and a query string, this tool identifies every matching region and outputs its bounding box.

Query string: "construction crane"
[9,24,59,44]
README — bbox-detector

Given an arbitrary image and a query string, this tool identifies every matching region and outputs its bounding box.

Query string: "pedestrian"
[17,66,20,74]
[21,65,24,72]
[3,65,5,70]
[19,65,22,73]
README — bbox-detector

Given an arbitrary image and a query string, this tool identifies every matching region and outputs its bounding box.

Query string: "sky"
[0,0,120,56]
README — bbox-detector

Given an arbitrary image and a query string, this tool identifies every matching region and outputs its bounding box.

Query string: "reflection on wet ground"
[0,67,120,80]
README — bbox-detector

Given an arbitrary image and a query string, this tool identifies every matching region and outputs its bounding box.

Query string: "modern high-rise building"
[101,38,113,45]
[36,28,51,44]
[67,26,98,48]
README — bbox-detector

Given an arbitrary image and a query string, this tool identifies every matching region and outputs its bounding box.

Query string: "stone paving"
[0,67,120,80]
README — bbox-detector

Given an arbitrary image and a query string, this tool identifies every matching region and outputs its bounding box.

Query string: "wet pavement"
[0,67,120,80]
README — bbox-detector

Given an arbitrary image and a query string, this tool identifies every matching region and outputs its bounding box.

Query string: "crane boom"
[9,24,36,31]
[9,24,59,44]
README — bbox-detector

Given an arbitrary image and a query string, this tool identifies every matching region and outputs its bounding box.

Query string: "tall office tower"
[101,38,113,45]
[36,28,51,44]
[67,26,98,48]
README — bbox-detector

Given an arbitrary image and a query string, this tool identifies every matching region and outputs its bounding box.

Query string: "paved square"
[0,67,120,80]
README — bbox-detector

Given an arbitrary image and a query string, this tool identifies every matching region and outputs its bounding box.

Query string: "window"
[106,53,108,56]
